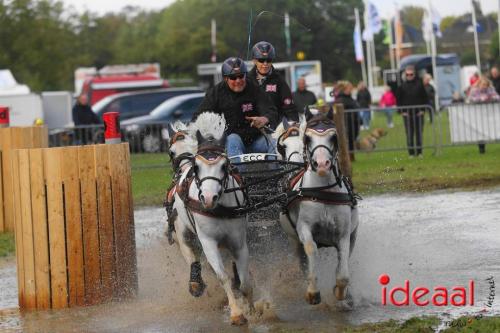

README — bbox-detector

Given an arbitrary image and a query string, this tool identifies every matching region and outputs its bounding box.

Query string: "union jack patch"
[241,103,254,112]
[266,84,277,92]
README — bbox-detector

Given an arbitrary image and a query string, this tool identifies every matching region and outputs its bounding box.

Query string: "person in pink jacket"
[379,85,396,128]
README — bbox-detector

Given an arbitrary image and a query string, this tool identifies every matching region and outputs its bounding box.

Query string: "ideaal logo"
[379,274,475,306]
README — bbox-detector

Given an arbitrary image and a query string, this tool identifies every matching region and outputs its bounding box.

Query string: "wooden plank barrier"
[11,143,137,310]
[0,127,48,233]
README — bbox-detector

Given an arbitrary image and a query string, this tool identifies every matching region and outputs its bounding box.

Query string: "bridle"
[277,126,302,162]
[304,116,341,183]
[168,130,193,172]
[191,145,230,204]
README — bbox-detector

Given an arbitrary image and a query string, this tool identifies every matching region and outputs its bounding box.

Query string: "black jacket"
[248,66,298,123]
[72,103,100,125]
[193,79,278,145]
[396,78,428,107]
[356,88,372,108]
[491,77,500,95]
[335,92,360,151]
[293,89,317,114]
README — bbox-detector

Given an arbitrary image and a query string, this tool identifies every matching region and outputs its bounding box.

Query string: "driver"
[192,57,278,161]
[248,41,299,123]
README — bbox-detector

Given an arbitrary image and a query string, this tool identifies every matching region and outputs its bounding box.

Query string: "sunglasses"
[227,73,246,81]
[406,73,415,77]
[257,58,272,63]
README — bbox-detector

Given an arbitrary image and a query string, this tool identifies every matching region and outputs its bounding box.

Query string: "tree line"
[0,0,498,92]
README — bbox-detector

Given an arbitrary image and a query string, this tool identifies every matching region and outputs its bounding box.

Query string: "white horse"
[171,113,253,325]
[276,109,359,307]
[163,121,198,244]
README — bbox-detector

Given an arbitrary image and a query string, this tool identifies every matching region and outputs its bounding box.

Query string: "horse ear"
[196,130,204,144]
[282,116,290,130]
[304,106,314,121]
[166,123,176,139]
[326,106,334,120]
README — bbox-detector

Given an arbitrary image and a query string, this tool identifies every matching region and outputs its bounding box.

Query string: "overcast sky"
[62,0,498,18]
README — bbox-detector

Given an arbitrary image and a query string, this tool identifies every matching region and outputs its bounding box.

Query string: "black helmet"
[221,57,248,77]
[252,41,276,60]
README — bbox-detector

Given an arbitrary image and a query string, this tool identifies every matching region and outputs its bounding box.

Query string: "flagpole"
[471,0,481,71]
[388,18,395,71]
[497,0,500,57]
[211,19,217,63]
[364,1,374,90]
[395,4,402,70]
[371,39,378,86]
[429,1,439,111]
[355,8,368,84]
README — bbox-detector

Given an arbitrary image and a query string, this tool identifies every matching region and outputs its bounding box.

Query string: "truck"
[75,63,170,105]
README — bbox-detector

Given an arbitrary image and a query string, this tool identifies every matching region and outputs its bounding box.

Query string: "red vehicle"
[75,64,169,105]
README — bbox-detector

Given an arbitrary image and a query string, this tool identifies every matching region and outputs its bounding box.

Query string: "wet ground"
[1,189,499,332]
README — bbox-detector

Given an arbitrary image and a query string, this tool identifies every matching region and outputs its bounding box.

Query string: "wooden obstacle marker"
[12,143,137,309]
[0,126,48,233]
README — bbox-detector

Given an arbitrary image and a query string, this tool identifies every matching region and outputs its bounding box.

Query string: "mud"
[0,189,499,332]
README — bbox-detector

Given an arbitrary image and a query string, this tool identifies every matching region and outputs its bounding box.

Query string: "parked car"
[122,92,205,152]
[92,87,202,122]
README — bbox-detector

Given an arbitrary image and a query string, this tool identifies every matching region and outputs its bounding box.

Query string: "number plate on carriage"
[233,153,268,162]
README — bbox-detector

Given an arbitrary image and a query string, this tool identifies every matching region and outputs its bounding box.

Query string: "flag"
[422,5,442,41]
[466,22,484,33]
[354,18,364,62]
[284,12,291,57]
[362,2,382,41]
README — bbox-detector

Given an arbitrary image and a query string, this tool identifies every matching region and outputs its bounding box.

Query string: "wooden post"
[333,104,352,178]
[12,143,137,310]
[0,127,48,232]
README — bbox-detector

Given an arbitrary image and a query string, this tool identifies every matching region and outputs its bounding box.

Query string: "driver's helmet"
[221,57,248,77]
[251,41,276,60]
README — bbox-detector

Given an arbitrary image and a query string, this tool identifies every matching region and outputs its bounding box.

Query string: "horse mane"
[170,120,197,155]
[191,112,226,140]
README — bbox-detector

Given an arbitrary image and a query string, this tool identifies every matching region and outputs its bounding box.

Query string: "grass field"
[130,142,500,207]
[0,233,15,257]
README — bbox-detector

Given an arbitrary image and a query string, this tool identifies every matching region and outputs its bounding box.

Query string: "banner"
[354,19,364,62]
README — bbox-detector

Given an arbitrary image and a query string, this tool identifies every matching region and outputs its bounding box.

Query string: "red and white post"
[0,106,9,128]
[102,112,121,144]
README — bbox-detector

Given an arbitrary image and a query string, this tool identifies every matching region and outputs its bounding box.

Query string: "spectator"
[379,85,396,128]
[423,74,436,123]
[293,77,317,114]
[72,93,100,144]
[72,93,100,125]
[467,75,500,154]
[356,81,372,130]
[469,72,480,87]
[334,80,360,162]
[489,66,500,95]
[468,76,500,103]
[396,65,428,158]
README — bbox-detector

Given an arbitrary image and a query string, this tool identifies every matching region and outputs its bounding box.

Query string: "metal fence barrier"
[48,102,500,168]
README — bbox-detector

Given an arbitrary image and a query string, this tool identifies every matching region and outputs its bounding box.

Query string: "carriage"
[164,108,359,325]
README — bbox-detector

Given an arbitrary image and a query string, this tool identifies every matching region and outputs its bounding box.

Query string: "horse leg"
[297,224,321,305]
[233,244,253,309]
[176,223,205,297]
[199,237,248,326]
[334,232,350,301]
[279,213,307,275]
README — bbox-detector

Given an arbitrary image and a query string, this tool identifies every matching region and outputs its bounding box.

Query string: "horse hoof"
[334,285,347,301]
[189,281,206,297]
[230,314,248,326]
[306,291,321,305]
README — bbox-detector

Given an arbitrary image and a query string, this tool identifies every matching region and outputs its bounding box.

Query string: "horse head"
[274,116,305,163]
[165,121,197,171]
[304,106,339,177]
[190,112,228,209]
